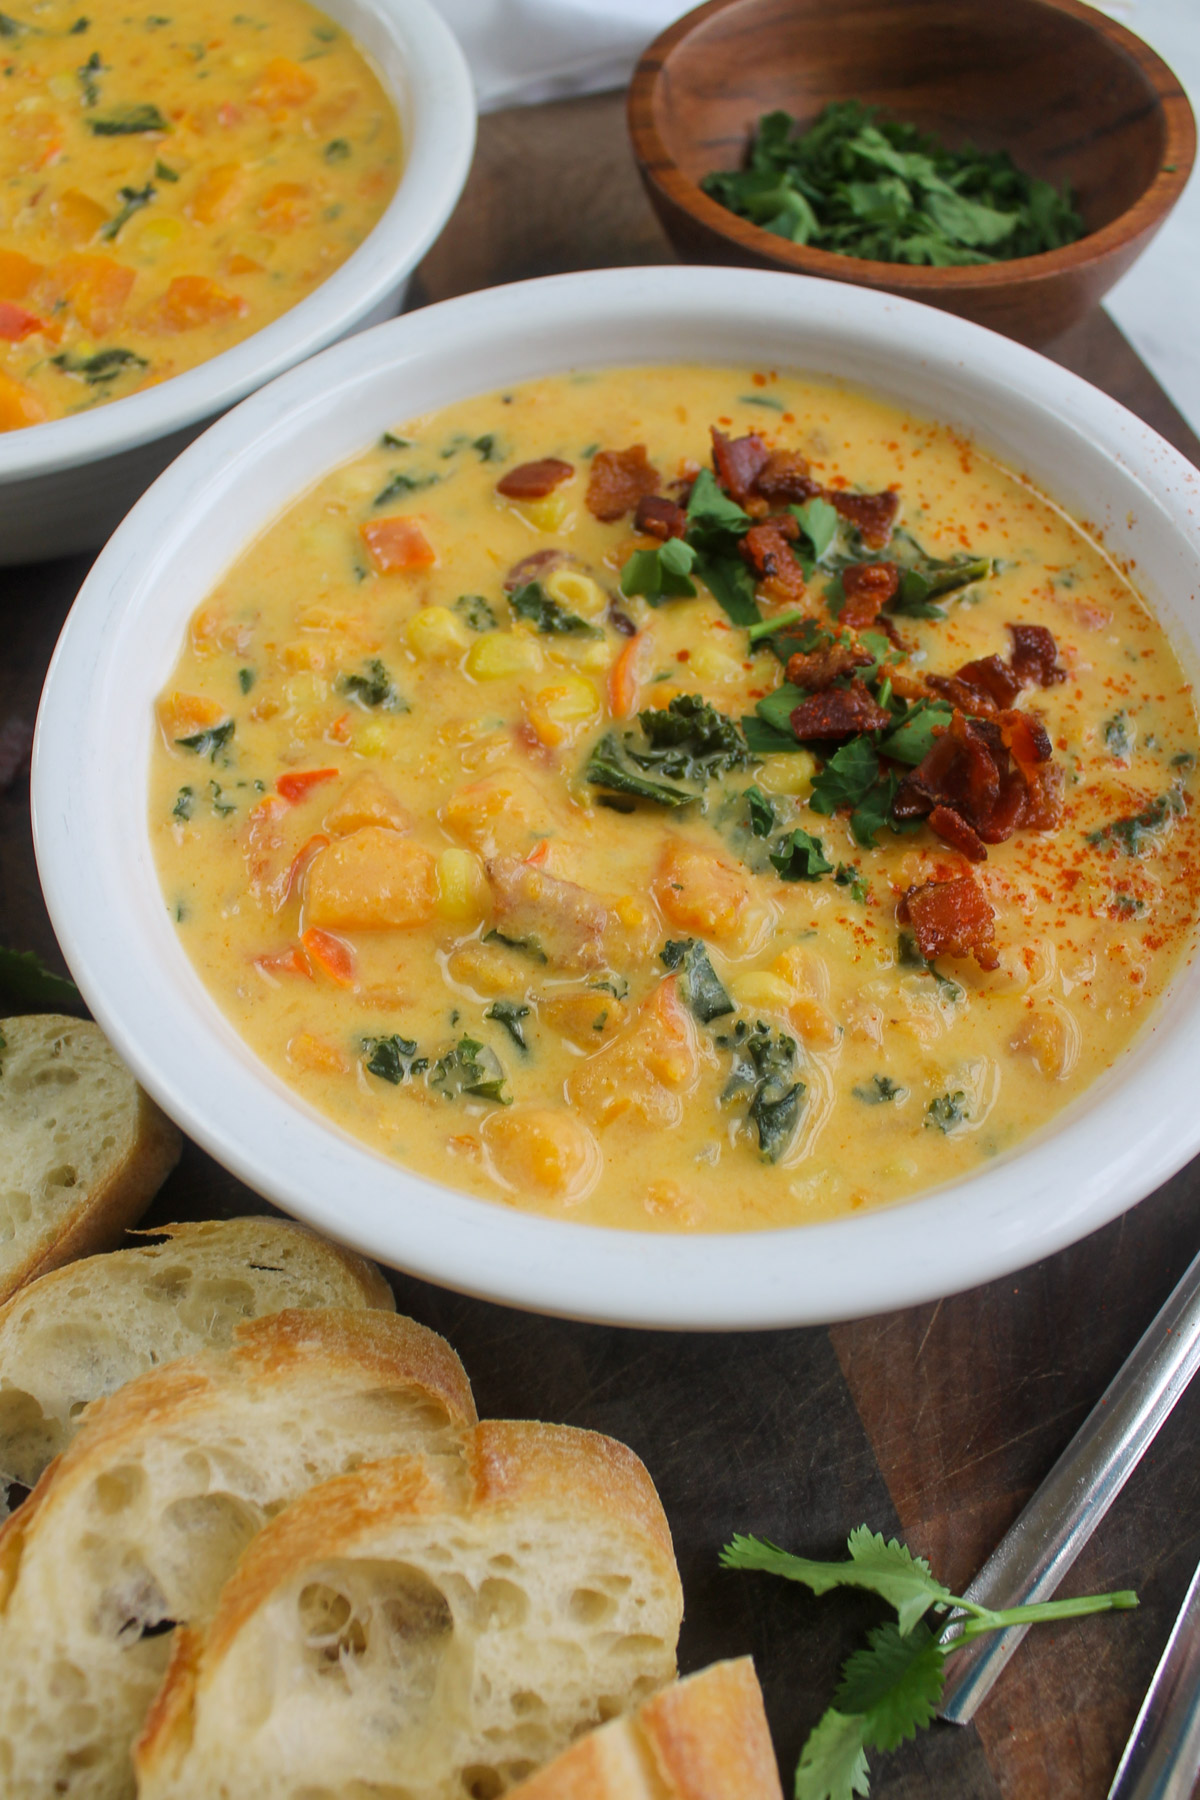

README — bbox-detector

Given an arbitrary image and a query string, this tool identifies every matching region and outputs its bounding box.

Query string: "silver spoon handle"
[939,1246,1200,1725]
[1108,1559,1200,1800]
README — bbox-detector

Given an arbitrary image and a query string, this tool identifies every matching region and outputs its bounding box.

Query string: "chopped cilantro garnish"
[769,828,833,881]
[619,537,697,604]
[790,495,840,563]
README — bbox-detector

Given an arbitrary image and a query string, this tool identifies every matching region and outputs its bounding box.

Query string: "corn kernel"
[729,971,796,1012]
[282,640,329,672]
[527,674,601,746]
[135,217,185,252]
[435,847,489,923]
[689,643,741,682]
[354,721,389,756]
[755,751,818,797]
[789,995,840,1049]
[772,945,830,1001]
[466,632,544,680]
[406,604,470,661]
[284,671,326,707]
[47,72,77,102]
[545,569,606,619]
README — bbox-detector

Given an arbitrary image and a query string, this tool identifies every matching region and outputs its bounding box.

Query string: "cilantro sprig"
[723,1525,1136,1800]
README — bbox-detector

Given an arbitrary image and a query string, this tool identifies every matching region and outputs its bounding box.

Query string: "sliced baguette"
[507,1658,783,1800]
[0,1308,476,1800]
[0,1216,395,1501]
[134,1420,684,1800]
[0,1015,181,1305]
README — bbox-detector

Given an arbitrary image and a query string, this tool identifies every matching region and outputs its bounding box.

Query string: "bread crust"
[508,1659,783,1800]
[124,1216,397,1312]
[0,1016,182,1304]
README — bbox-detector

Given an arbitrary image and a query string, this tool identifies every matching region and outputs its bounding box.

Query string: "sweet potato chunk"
[0,249,43,300]
[48,255,136,335]
[305,828,436,930]
[442,770,557,859]
[151,274,248,333]
[190,164,246,224]
[324,771,411,835]
[251,55,319,111]
[0,370,46,431]
[567,976,700,1128]
[654,839,751,941]
[359,516,435,573]
[482,1106,600,1202]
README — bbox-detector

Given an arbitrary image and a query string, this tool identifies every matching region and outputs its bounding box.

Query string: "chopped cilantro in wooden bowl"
[628,0,1195,346]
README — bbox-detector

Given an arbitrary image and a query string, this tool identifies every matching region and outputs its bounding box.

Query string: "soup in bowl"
[32,268,1200,1327]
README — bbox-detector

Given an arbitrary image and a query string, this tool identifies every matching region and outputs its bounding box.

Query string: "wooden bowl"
[628,0,1195,346]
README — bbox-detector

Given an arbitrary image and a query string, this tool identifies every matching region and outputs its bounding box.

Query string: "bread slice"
[0,1216,395,1504]
[0,1015,181,1306]
[506,1658,783,1799]
[134,1420,684,1800]
[0,1308,476,1800]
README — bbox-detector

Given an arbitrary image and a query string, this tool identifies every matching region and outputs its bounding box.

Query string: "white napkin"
[432,0,1200,435]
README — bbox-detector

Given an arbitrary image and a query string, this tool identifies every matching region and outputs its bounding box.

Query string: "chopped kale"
[1086,789,1185,854]
[620,537,697,604]
[482,928,548,965]
[324,137,351,161]
[372,470,438,507]
[379,431,412,449]
[454,594,497,632]
[154,157,179,180]
[175,719,233,763]
[659,938,734,1024]
[589,973,629,1000]
[769,828,833,881]
[207,780,235,817]
[717,1018,806,1161]
[361,1034,422,1084]
[87,102,170,133]
[898,930,963,1002]
[1171,750,1196,770]
[485,1000,530,1051]
[50,346,148,385]
[853,1074,907,1104]
[926,1090,969,1133]
[237,667,255,694]
[339,658,406,711]
[430,1035,510,1104]
[836,862,869,904]
[584,738,696,808]
[586,697,751,808]
[509,580,601,637]
[472,433,501,461]
[76,48,104,104]
[1104,711,1135,759]
[101,181,155,241]
[172,786,193,820]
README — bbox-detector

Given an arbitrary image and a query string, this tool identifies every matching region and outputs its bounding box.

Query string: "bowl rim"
[0,0,476,484]
[30,263,1200,1332]
[628,0,1197,294]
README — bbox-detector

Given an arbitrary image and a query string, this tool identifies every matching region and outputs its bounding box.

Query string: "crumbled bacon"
[790,680,893,740]
[824,487,899,548]
[503,548,570,592]
[785,642,873,691]
[927,654,1022,714]
[894,707,1063,851]
[900,875,998,970]
[754,448,819,504]
[586,445,660,521]
[710,428,769,505]
[839,561,899,628]
[927,804,987,862]
[741,521,807,603]
[634,494,687,540]
[1009,622,1067,687]
[495,457,574,500]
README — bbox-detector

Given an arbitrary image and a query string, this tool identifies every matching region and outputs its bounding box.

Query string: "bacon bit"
[360,516,435,573]
[785,642,872,691]
[586,445,660,521]
[1009,622,1067,687]
[301,926,357,987]
[503,548,570,591]
[0,716,33,791]
[710,427,769,505]
[495,457,574,500]
[276,767,339,804]
[840,561,899,628]
[254,945,313,981]
[928,654,1022,714]
[634,494,687,540]
[791,680,893,740]
[927,804,987,862]
[741,521,807,607]
[895,707,1063,850]
[285,833,330,899]
[901,875,998,970]
[753,448,819,504]
[0,301,59,343]
[824,487,899,548]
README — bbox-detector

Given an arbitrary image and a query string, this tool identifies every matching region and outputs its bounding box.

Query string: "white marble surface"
[433,0,1200,436]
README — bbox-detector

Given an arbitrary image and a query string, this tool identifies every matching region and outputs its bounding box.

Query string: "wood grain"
[4,89,1200,1800]
[628,0,1196,345]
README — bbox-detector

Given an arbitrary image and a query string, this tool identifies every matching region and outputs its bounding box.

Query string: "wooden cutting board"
[3,87,1199,1800]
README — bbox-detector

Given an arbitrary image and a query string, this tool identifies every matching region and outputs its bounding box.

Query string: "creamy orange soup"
[149,368,1200,1232]
[0,0,399,427]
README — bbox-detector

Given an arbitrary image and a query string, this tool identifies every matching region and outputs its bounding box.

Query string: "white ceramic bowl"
[32,266,1200,1329]
[0,0,474,567]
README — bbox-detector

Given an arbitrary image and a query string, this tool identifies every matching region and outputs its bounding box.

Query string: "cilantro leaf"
[745,784,777,837]
[0,946,83,1010]
[770,828,833,881]
[691,549,761,625]
[809,738,879,815]
[755,682,808,739]
[791,495,840,562]
[834,1621,945,1751]
[722,1527,952,1635]
[685,467,752,540]
[742,714,805,756]
[794,1709,871,1800]
[875,700,952,766]
[509,580,601,637]
[620,537,697,603]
